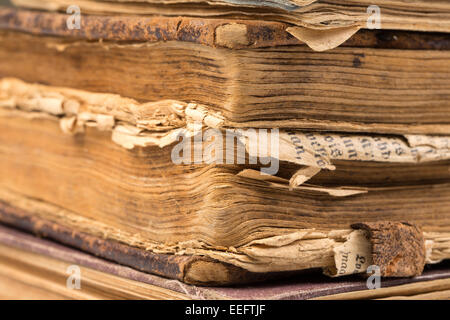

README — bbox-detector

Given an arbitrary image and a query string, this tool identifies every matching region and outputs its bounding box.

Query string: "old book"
[1,225,450,300]
[0,4,449,287]
[0,78,450,283]
[0,8,449,135]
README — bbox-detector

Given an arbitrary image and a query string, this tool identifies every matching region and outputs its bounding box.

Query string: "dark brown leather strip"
[352,221,426,277]
[0,7,450,50]
[0,7,299,48]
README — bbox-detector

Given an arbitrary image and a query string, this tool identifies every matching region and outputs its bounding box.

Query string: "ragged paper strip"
[237,130,450,188]
[112,124,182,149]
[0,77,187,131]
[277,131,450,166]
[238,130,450,174]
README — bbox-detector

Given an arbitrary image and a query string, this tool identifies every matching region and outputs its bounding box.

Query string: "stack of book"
[0,0,449,299]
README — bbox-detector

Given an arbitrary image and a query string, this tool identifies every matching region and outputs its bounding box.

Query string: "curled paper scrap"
[237,169,368,197]
[287,25,360,51]
[288,166,321,190]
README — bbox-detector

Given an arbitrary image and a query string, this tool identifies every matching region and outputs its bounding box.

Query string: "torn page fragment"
[277,131,450,167]
[286,26,360,51]
[326,229,372,276]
